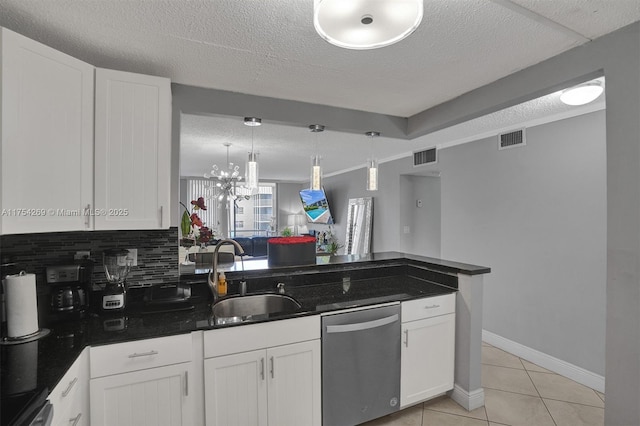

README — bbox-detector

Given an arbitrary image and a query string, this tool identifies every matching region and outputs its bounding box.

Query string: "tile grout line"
[482,361,527,371]
[520,356,558,426]
[541,395,607,409]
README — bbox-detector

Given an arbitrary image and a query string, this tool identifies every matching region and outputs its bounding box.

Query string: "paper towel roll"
[3,272,39,338]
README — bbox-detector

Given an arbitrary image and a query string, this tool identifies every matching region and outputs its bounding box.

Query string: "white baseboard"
[482,329,605,393]
[449,385,485,411]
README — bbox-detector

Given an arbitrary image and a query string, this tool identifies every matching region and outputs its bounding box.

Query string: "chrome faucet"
[208,239,245,298]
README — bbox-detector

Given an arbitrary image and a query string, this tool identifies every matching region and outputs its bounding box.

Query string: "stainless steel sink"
[211,294,302,324]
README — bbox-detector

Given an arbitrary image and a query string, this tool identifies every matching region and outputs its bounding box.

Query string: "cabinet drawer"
[49,348,88,426]
[401,293,456,322]
[204,315,320,358]
[90,334,192,378]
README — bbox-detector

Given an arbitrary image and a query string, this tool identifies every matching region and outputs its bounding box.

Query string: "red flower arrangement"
[180,197,214,245]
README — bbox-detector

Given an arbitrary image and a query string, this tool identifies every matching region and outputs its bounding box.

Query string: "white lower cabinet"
[203,317,321,426]
[90,362,193,426]
[400,293,456,407]
[205,349,267,426]
[266,341,320,426]
[89,334,196,426]
[49,348,89,426]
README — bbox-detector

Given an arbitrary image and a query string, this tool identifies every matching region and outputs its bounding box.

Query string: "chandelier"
[204,143,251,205]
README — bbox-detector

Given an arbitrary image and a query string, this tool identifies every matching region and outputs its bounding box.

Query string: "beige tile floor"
[361,342,605,426]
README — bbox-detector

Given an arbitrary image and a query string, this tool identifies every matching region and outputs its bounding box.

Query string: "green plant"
[325,226,343,255]
[281,227,293,237]
[327,241,342,255]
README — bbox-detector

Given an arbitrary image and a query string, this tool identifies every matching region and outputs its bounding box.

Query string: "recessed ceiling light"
[560,81,604,106]
[313,0,423,50]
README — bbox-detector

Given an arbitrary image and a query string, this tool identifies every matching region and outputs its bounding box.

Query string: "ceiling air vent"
[498,128,526,150]
[414,147,437,166]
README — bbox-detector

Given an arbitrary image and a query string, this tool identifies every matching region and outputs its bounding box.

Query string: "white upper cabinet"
[94,68,171,230]
[0,28,94,234]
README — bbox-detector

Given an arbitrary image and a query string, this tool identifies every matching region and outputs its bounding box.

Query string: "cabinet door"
[49,348,89,426]
[400,313,455,407]
[90,362,193,426]
[204,350,267,426]
[0,28,94,234]
[267,340,321,426]
[94,68,170,230]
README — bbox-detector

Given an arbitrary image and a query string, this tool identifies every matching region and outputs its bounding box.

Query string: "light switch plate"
[126,249,138,266]
[74,251,90,260]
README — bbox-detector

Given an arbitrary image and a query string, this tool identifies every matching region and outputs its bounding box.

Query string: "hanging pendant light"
[309,124,325,191]
[365,131,379,191]
[244,117,261,190]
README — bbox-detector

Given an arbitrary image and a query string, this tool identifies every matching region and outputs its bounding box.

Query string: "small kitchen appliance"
[101,249,132,311]
[46,263,92,319]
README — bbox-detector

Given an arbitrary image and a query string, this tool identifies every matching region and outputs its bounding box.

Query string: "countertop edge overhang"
[181,251,491,279]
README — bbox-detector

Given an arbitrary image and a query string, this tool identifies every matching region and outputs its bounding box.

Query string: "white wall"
[325,110,607,376]
[276,182,305,233]
[440,111,606,375]
[399,175,441,258]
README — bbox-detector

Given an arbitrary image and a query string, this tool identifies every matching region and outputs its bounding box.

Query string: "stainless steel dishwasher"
[322,304,401,426]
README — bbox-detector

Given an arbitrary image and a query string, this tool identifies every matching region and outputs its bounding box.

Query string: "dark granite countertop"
[181,251,491,277]
[1,254,490,425]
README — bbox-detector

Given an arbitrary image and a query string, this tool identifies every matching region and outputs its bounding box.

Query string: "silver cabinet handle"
[84,204,91,228]
[270,356,274,378]
[424,304,441,309]
[69,412,82,426]
[62,377,78,397]
[404,329,409,347]
[260,358,265,380]
[128,350,158,358]
[160,205,164,228]
[326,314,399,334]
[184,371,189,396]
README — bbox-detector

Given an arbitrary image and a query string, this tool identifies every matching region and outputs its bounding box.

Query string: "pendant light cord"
[251,126,255,155]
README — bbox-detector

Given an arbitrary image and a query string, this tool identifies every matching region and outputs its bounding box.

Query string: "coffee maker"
[46,262,92,320]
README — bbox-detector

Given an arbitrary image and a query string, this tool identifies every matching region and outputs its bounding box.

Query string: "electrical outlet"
[74,251,90,260]
[403,226,411,234]
[126,249,138,266]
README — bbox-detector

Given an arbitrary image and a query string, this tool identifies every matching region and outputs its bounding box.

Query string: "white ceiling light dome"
[313,0,423,50]
[560,81,604,106]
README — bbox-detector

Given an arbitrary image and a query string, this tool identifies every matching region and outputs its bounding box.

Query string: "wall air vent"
[498,128,526,150]
[413,147,437,166]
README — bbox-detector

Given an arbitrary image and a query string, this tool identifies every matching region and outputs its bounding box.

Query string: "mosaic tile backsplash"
[0,227,179,288]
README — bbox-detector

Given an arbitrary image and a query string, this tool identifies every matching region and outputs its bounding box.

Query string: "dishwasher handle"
[325,313,399,333]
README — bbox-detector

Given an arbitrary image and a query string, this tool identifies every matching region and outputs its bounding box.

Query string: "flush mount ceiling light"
[560,81,604,106]
[313,0,423,50]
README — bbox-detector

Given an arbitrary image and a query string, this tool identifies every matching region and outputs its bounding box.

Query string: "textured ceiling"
[0,2,626,181]
[0,0,637,117]
[180,79,606,181]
